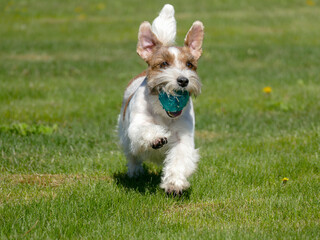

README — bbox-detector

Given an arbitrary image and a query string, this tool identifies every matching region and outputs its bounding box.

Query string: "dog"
[118,4,204,195]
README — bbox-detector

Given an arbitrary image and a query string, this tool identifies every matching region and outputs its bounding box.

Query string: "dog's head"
[136,20,204,97]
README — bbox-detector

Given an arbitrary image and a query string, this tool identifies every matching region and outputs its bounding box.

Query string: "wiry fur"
[118,4,204,195]
[147,47,202,96]
[152,4,176,46]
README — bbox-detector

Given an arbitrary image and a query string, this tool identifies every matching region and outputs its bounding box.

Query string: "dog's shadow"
[113,166,191,199]
[113,166,161,195]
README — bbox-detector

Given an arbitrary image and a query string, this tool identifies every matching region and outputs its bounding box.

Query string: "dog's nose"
[177,76,189,87]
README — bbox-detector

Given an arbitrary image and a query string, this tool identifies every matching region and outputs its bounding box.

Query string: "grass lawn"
[1,0,320,239]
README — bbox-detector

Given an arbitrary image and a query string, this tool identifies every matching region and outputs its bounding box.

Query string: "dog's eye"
[160,62,169,68]
[186,61,194,69]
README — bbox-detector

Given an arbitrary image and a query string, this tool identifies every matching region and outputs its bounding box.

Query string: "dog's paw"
[164,183,184,197]
[161,179,190,197]
[166,189,183,197]
[127,164,144,178]
[151,137,168,149]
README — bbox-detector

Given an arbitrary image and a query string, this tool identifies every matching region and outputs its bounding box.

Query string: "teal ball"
[158,90,190,112]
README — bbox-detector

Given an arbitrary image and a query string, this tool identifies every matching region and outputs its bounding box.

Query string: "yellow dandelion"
[96,3,106,10]
[77,14,87,20]
[282,177,289,183]
[74,7,83,13]
[263,86,272,94]
[306,0,315,6]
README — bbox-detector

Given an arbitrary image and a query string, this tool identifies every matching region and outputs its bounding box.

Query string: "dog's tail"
[152,4,176,46]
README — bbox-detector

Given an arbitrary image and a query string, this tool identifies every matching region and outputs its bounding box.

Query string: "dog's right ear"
[137,21,161,62]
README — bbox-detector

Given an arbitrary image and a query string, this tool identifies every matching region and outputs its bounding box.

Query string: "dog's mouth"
[166,110,182,118]
[158,89,189,119]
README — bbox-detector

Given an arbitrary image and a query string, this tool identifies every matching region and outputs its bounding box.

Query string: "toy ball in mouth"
[158,90,190,118]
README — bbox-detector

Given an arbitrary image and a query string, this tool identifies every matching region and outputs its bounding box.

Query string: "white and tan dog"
[118,4,204,195]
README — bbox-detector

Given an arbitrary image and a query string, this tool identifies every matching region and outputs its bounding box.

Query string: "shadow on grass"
[113,166,191,199]
[113,168,161,195]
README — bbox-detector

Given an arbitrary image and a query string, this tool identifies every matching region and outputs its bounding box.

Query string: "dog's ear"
[137,21,162,61]
[184,21,204,60]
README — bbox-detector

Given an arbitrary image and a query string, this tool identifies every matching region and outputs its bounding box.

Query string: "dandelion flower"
[77,14,87,20]
[263,86,272,94]
[306,0,315,6]
[74,7,83,13]
[96,3,106,10]
[282,177,289,184]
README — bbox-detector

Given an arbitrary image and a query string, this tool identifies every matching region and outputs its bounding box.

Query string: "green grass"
[1,0,320,239]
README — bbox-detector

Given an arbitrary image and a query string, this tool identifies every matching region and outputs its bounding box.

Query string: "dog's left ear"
[184,21,204,60]
[137,21,162,62]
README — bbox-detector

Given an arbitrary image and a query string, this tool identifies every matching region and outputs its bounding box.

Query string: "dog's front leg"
[160,135,199,195]
[127,113,170,155]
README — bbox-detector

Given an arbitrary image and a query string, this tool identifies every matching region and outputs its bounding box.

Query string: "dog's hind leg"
[126,154,144,178]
